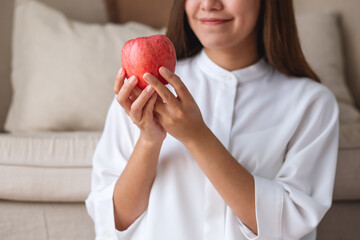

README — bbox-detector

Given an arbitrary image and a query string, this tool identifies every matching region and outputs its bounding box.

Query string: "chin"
[201,40,234,51]
[197,37,224,49]
[196,31,240,50]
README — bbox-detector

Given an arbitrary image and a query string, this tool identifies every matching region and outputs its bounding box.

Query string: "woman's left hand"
[143,67,207,145]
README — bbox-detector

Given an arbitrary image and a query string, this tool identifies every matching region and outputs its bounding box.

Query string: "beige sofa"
[0,0,359,239]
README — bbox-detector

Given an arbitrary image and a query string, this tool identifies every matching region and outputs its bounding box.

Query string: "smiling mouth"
[199,18,232,25]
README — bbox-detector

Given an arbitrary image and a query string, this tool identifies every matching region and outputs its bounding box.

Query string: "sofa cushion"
[334,148,360,201]
[338,102,360,124]
[0,132,100,202]
[339,122,360,149]
[0,132,100,167]
[0,0,108,132]
[5,0,163,133]
[294,0,360,116]
[296,11,355,105]
[333,122,360,201]
[317,200,360,240]
[296,11,360,131]
[0,200,94,240]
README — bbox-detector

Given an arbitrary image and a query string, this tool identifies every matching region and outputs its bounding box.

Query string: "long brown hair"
[166,0,320,82]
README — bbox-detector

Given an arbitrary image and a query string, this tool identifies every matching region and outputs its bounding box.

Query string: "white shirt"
[86,50,339,240]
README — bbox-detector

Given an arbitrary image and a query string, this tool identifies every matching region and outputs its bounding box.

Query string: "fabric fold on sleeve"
[86,96,143,240]
[86,180,118,239]
[86,179,146,240]
[236,85,339,240]
[115,210,147,239]
[237,176,284,240]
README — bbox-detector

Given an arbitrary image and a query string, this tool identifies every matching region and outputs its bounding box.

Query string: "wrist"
[139,133,165,148]
[183,124,212,149]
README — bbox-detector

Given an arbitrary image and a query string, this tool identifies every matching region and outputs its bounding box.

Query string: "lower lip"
[200,20,231,26]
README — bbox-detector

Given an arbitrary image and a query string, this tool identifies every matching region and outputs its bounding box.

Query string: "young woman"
[86,0,339,239]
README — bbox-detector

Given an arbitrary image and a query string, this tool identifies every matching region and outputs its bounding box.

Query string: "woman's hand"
[114,68,166,144]
[143,67,207,145]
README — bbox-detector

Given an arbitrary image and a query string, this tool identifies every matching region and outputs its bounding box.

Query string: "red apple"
[121,34,177,90]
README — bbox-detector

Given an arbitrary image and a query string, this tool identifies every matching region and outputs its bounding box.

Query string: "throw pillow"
[296,11,359,124]
[296,11,354,105]
[5,0,164,133]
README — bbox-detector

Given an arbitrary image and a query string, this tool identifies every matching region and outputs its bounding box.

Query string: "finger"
[154,98,167,115]
[156,94,165,104]
[129,86,142,102]
[143,73,177,106]
[159,67,191,100]
[117,76,138,113]
[143,92,158,120]
[153,110,164,127]
[130,85,155,122]
[114,68,125,94]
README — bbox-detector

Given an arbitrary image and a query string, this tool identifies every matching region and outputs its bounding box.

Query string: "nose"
[200,0,223,11]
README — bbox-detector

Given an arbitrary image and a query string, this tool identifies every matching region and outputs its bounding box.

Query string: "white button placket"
[204,75,237,240]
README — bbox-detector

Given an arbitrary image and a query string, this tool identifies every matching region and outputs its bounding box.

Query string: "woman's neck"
[204,39,260,72]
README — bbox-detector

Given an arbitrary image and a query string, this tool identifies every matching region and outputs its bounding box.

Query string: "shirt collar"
[195,48,273,83]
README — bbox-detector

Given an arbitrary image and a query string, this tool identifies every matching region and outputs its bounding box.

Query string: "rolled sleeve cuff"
[115,212,146,239]
[237,219,258,240]
[238,175,284,240]
[87,180,145,240]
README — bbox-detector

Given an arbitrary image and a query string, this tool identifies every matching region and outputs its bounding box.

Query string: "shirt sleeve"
[85,96,144,240]
[238,85,339,240]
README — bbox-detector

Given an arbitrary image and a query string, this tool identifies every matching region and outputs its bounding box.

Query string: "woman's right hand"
[114,68,167,144]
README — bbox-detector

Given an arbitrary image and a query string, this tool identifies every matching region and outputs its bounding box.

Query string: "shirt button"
[226,74,233,81]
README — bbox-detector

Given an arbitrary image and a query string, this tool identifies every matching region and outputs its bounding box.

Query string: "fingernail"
[143,73,150,82]
[159,67,171,76]
[129,76,137,84]
[118,68,124,76]
[146,85,154,93]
